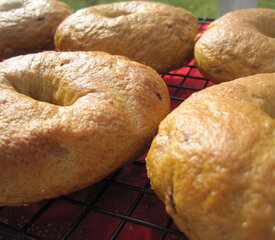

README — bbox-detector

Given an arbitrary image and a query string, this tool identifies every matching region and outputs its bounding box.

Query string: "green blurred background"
[60,0,275,18]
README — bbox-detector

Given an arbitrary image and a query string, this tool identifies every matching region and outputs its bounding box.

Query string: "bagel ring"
[195,8,275,83]
[146,73,275,240]
[54,1,198,73]
[0,0,71,58]
[0,51,170,206]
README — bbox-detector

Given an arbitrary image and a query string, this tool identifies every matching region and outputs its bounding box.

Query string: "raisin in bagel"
[195,8,275,83]
[0,0,71,58]
[146,73,275,240]
[0,51,170,206]
[54,1,198,73]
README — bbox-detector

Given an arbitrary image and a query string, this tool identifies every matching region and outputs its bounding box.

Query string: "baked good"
[0,0,71,58]
[54,1,198,73]
[195,8,275,83]
[146,73,275,240]
[0,51,170,206]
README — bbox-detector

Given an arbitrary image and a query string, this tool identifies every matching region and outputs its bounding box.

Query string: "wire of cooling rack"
[0,18,214,240]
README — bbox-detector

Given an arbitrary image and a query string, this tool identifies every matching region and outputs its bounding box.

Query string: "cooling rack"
[0,18,214,240]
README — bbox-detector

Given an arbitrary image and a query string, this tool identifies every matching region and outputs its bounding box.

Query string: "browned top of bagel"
[195,8,275,83]
[0,51,170,206]
[0,0,72,58]
[147,73,275,240]
[55,1,198,73]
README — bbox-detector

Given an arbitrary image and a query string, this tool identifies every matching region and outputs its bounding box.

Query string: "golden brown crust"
[0,0,72,58]
[54,1,198,73]
[146,73,275,240]
[195,8,275,83]
[0,51,170,206]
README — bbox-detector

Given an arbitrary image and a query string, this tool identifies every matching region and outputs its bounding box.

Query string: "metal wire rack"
[0,18,214,240]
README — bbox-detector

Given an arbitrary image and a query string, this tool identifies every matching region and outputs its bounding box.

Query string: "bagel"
[146,73,275,240]
[54,1,198,73]
[195,8,275,83]
[0,0,72,58]
[0,51,170,206]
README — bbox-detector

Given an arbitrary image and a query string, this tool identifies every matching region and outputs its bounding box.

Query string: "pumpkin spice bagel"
[54,1,198,73]
[147,73,275,240]
[195,8,275,83]
[0,0,72,58]
[0,51,170,206]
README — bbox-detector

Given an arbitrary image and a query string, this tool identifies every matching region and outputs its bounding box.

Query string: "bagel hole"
[0,0,24,11]
[259,29,275,38]
[263,107,275,119]
[265,108,275,118]
[10,82,69,107]
[256,23,275,38]
[96,9,131,18]
[252,95,275,118]
[15,89,61,106]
